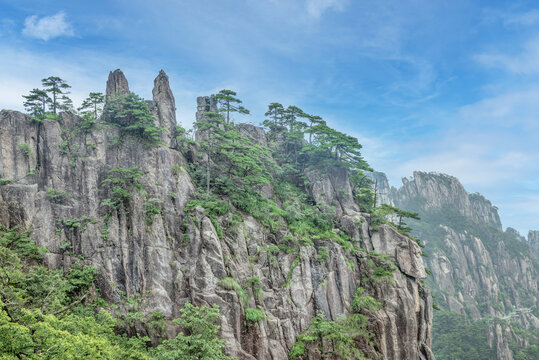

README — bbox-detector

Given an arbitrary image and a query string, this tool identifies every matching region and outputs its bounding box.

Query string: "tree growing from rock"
[78,92,105,119]
[378,204,420,235]
[214,89,249,124]
[151,302,234,360]
[22,88,50,121]
[262,102,285,128]
[106,92,163,146]
[41,76,72,115]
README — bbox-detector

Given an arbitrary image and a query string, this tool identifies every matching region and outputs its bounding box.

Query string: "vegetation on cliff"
[0,74,433,359]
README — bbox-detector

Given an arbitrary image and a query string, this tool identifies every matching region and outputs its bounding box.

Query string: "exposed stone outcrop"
[305,166,359,217]
[106,69,130,99]
[395,172,502,230]
[236,124,267,147]
[530,230,539,261]
[195,95,217,122]
[365,171,395,207]
[0,71,436,359]
[152,70,176,145]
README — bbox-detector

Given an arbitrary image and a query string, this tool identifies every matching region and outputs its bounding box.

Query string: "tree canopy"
[41,76,72,115]
[214,89,249,124]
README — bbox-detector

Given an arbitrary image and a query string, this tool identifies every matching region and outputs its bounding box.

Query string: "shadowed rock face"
[106,69,130,99]
[0,71,436,359]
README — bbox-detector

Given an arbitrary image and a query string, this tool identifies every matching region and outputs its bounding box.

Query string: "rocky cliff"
[0,70,436,359]
[373,171,539,360]
[530,230,539,261]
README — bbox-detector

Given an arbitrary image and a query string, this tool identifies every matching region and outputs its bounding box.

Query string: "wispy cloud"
[22,11,74,41]
[503,9,539,26]
[459,86,539,129]
[394,142,533,187]
[305,0,349,19]
[475,37,539,75]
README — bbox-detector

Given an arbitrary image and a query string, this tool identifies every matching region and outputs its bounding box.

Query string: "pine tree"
[306,114,324,144]
[78,92,105,119]
[41,76,71,115]
[22,89,50,121]
[214,89,249,124]
[263,102,285,127]
[194,111,227,197]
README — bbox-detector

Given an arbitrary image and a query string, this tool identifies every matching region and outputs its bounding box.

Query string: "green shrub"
[144,198,163,226]
[46,188,67,204]
[106,93,163,146]
[244,308,265,323]
[0,178,13,186]
[352,287,381,313]
[317,246,330,262]
[218,277,249,307]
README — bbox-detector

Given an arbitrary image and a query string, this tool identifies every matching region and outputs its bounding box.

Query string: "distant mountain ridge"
[368,170,539,360]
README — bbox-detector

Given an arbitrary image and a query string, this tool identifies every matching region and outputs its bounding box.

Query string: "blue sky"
[0,0,537,235]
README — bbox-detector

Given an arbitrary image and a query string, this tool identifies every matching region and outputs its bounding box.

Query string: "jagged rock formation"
[0,71,436,359]
[106,69,130,99]
[530,230,539,261]
[394,172,501,230]
[365,171,394,208]
[375,171,538,360]
[152,70,177,145]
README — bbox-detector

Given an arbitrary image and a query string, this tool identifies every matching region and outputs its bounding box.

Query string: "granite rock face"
[106,69,130,99]
[152,70,176,145]
[395,172,502,230]
[530,230,539,261]
[0,71,436,359]
[305,166,359,217]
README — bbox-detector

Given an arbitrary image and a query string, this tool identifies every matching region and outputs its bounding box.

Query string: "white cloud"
[22,12,74,41]
[305,0,348,19]
[459,86,539,129]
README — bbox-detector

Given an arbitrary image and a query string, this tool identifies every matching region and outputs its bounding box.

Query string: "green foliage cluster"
[361,251,398,285]
[46,188,67,204]
[289,288,380,359]
[217,276,265,321]
[0,178,13,186]
[78,92,105,119]
[185,196,233,239]
[59,216,97,233]
[193,110,274,198]
[0,225,236,359]
[509,323,539,360]
[17,143,32,157]
[289,313,372,360]
[144,198,163,226]
[0,226,142,359]
[106,93,163,146]
[217,277,249,307]
[22,76,72,122]
[100,167,146,239]
[150,302,234,360]
[101,168,145,212]
[432,311,497,360]
[244,308,265,323]
[261,102,371,182]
